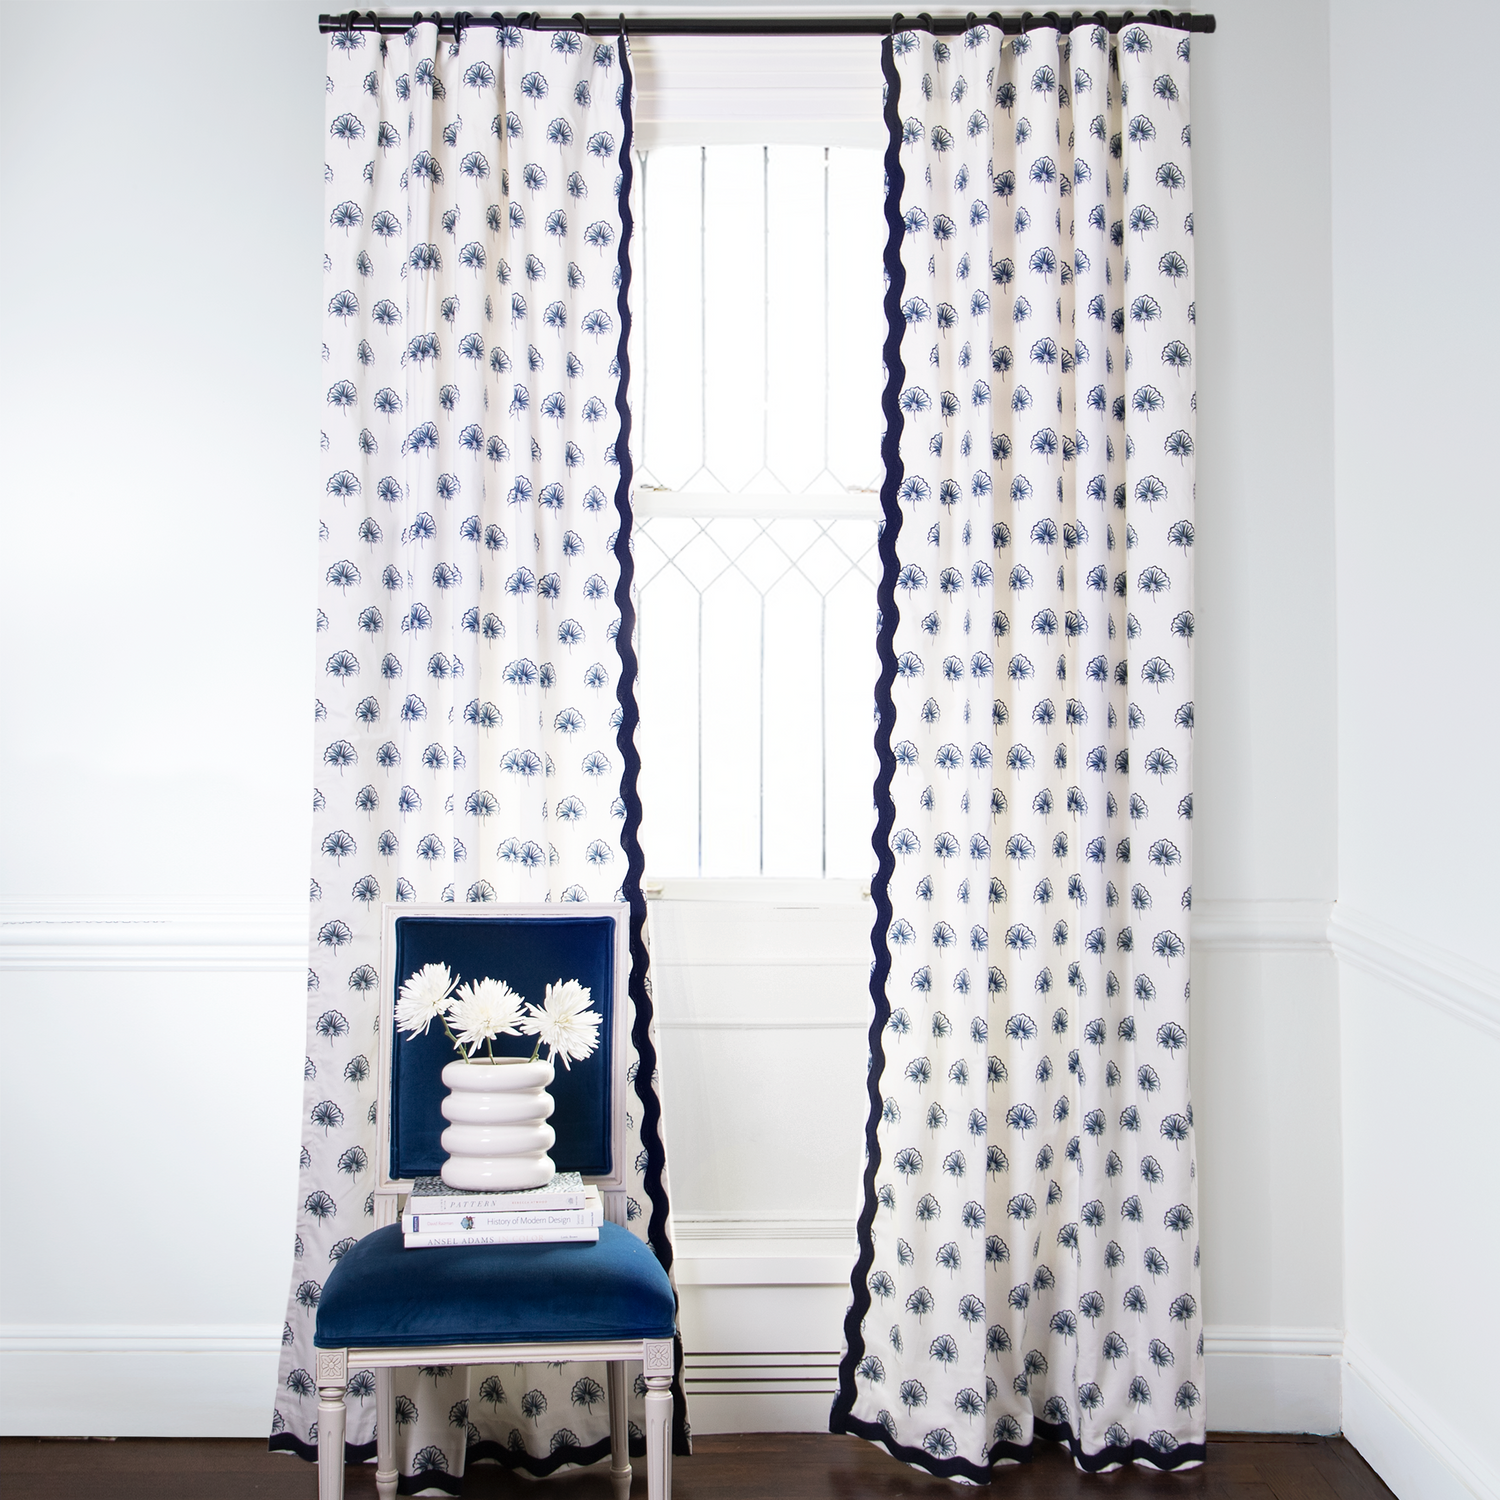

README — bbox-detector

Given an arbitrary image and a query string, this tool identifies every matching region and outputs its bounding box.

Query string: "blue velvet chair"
[313,903,677,1500]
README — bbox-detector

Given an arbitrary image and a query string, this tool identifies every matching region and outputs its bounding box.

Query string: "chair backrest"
[374,903,632,1216]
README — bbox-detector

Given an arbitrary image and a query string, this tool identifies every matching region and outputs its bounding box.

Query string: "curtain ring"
[917,11,933,34]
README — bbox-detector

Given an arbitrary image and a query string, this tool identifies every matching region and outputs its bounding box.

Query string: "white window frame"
[627,47,889,899]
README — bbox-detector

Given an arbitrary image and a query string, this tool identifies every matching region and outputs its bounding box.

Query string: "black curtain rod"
[318,10,1215,37]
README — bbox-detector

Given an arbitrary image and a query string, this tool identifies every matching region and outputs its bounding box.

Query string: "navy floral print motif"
[276,21,686,1482]
[833,22,1202,1479]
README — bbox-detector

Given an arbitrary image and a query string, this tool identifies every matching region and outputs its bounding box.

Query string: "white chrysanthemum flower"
[448,976,526,1056]
[522,978,600,1069]
[394,962,459,1037]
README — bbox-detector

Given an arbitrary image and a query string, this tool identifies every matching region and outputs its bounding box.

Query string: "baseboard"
[1343,1341,1499,1500]
[0,1313,1358,1441]
[681,1324,1351,1437]
[1202,1326,1342,1435]
[0,1327,282,1438]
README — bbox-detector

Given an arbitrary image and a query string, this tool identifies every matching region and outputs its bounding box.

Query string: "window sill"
[642,877,870,906]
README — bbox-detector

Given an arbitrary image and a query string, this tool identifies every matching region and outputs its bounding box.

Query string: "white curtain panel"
[832,22,1202,1477]
[276,20,688,1483]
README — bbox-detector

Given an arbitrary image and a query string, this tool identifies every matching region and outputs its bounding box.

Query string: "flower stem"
[440,1015,468,1061]
[528,1036,543,1064]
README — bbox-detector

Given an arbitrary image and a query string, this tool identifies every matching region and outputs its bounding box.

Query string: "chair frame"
[315,902,673,1500]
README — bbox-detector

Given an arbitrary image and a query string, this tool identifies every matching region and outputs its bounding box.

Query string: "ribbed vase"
[438,1057,556,1192]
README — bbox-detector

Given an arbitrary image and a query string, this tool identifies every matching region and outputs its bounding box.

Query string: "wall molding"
[675,1215,857,1243]
[0,1324,282,1356]
[0,900,306,974]
[1,1318,1349,1358]
[6,893,1403,975]
[1344,1338,1499,1500]
[1330,907,1500,1043]
[1192,898,1333,952]
[1183,897,1500,1044]
[1203,1323,1343,1359]
[644,878,869,904]
[656,1018,865,1030]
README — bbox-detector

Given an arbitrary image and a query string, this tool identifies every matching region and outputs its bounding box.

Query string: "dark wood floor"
[0,1432,1395,1498]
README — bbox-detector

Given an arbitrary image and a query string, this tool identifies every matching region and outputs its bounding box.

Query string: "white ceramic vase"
[438,1057,556,1192]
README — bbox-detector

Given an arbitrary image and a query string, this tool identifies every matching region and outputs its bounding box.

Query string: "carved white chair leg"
[607,1360,632,1500]
[643,1339,675,1500]
[316,1347,349,1500]
[375,1366,398,1500]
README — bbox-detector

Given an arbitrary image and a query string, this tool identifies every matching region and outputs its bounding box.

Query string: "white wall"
[1186,0,1344,1430]
[0,0,323,1439]
[1329,3,1500,1496]
[8,4,1488,1485]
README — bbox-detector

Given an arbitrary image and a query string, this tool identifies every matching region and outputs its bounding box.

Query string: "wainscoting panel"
[0,893,1365,1442]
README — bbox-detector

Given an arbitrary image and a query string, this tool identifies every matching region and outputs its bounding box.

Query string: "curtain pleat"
[833,21,1203,1478]
[275,21,688,1483]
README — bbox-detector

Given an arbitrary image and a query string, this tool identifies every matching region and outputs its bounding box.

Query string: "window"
[630,143,886,878]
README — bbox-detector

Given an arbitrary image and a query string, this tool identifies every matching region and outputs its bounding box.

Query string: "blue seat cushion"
[314,1222,676,1350]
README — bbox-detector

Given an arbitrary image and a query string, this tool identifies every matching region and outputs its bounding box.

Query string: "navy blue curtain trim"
[609,33,691,1459]
[828,32,906,1444]
[397,1474,463,1496]
[267,1432,377,1465]
[833,1412,1207,1482]
[270,1427,656,1482]
[825,43,1204,1483]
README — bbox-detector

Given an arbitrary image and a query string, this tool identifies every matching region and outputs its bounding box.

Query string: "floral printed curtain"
[832,21,1203,1477]
[275,19,687,1484]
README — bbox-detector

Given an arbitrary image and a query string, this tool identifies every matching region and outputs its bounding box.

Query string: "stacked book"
[402,1171,601,1248]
